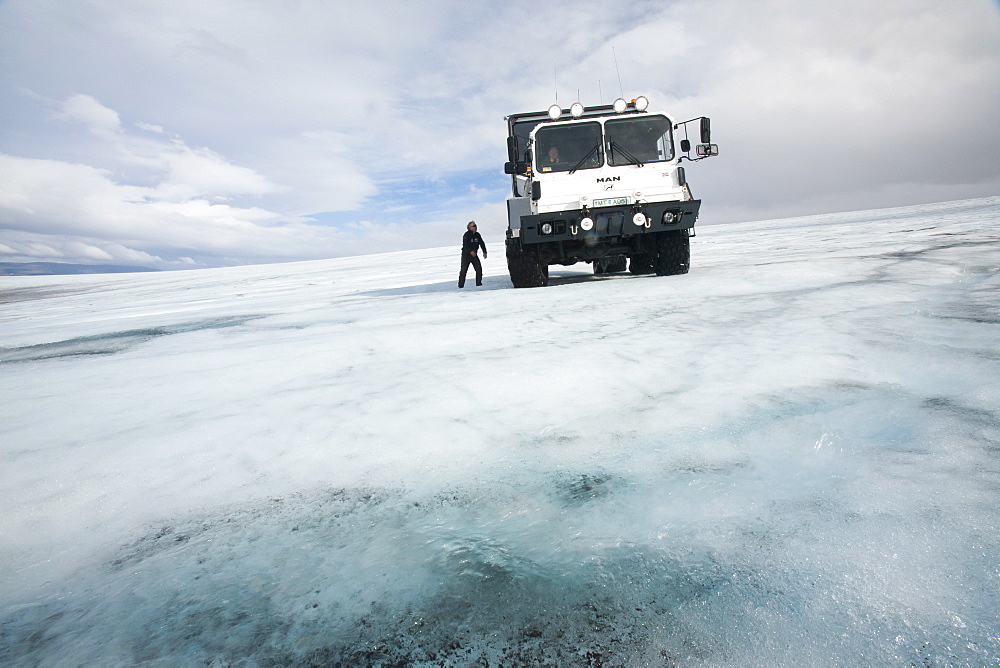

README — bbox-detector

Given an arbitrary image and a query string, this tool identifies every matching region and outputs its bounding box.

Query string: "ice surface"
[1,197,999,665]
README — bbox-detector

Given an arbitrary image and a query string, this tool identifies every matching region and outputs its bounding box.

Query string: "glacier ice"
[1,198,998,664]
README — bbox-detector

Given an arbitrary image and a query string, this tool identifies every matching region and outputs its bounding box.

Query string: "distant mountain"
[0,262,159,276]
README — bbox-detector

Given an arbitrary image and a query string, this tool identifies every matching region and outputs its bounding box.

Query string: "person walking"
[458,220,487,288]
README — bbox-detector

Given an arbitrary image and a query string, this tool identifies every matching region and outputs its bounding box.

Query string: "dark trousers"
[459,252,482,287]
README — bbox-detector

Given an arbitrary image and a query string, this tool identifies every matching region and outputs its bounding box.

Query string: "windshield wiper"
[569,142,602,174]
[608,141,645,167]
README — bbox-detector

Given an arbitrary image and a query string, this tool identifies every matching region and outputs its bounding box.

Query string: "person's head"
[467,221,477,231]
[548,145,560,162]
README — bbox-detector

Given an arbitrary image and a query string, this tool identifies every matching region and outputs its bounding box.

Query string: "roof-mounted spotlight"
[547,104,562,120]
[613,98,628,113]
[570,102,585,118]
[633,96,649,111]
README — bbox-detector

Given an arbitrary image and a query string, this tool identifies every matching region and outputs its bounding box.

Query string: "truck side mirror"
[531,181,541,200]
[507,136,519,162]
[505,161,530,175]
[700,117,711,144]
[680,139,691,153]
[695,144,719,157]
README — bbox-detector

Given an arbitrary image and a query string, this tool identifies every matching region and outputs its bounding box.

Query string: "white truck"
[503,96,718,287]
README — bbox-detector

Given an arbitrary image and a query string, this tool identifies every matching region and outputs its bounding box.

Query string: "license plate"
[592,197,629,207]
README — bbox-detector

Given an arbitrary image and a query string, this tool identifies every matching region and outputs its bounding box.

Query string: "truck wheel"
[594,256,626,275]
[607,255,627,273]
[629,252,655,274]
[655,231,691,276]
[507,243,548,287]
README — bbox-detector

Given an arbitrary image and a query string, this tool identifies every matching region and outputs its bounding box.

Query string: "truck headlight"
[570,102,584,118]
[662,211,677,224]
[547,105,562,120]
[580,217,594,231]
[613,98,628,113]
[634,96,649,111]
[633,212,647,226]
[541,222,553,235]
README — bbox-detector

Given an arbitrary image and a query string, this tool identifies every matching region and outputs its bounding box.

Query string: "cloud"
[0,0,997,268]
[158,144,281,200]
[54,93,122,136]
[0,151,294,264]
[0,92,320,266]
[135,121,164,134]
[624,0,1000,221]
[62,241,114,262]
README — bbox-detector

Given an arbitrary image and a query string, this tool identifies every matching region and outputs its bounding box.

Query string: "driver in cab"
[542,145,562,172]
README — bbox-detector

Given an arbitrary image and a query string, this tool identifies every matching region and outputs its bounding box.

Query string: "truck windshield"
[535,122,603,173]
[605,116,674,166]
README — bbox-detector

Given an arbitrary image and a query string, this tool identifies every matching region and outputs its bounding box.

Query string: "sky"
[0,0,998,269]
[2,198,998,662]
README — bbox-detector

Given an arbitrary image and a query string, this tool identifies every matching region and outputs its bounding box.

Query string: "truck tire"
[655,231,691,275]
[594,255,626,275]
[507,243,549,287]
[629,252,655,274]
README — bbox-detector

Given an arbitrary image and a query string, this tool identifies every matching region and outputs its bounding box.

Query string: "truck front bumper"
[515,199,700,245]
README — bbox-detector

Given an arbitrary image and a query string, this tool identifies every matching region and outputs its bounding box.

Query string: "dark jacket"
[462,230,487,255]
